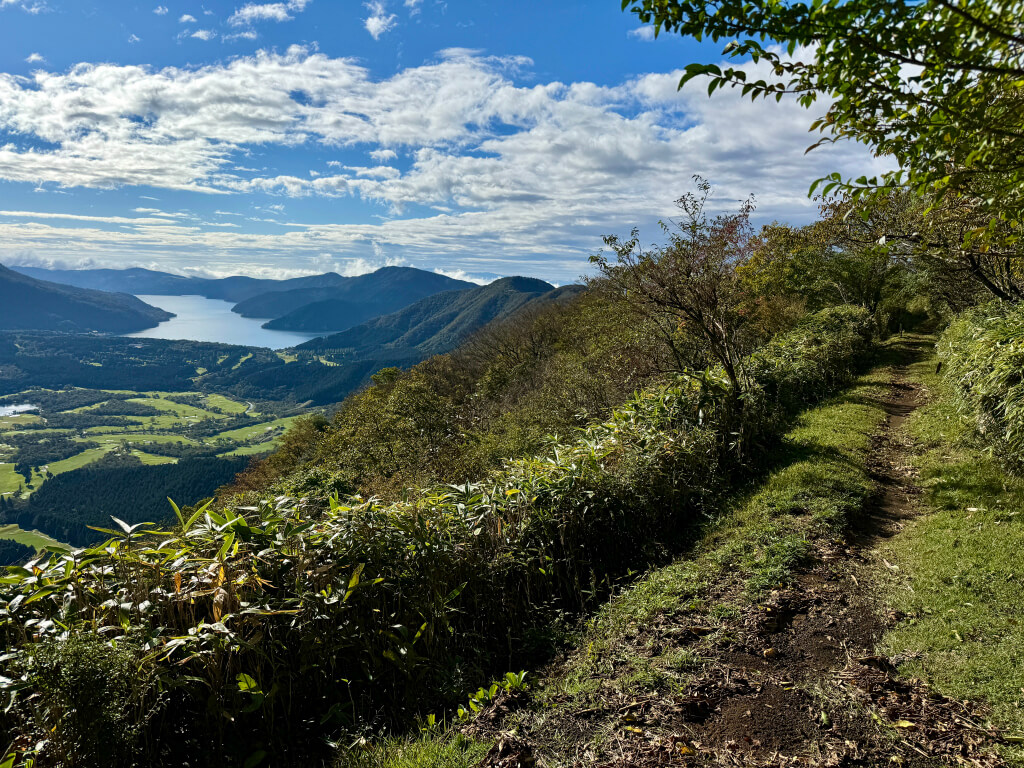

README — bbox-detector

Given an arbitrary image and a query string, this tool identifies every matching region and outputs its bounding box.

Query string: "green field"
[0,413,41,430]
[212,415,303,442]
[45,446,115,476]
[0,388,310,500]
[0,523,68,552]
[205,393,251,414]
[131,450,178,465]
[0,463,22,495]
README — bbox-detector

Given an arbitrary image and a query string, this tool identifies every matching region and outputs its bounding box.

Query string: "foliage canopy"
[623,0,1024,236]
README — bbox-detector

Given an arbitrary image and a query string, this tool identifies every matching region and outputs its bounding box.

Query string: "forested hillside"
[0,264,172,333]
[5,452,249,546]
[299,277,583,360]
[247,266,474,330]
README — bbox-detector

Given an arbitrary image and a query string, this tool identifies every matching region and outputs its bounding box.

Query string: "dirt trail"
[662,359,1003,767]
[475,350,1007,767]
[654,360,1004,767]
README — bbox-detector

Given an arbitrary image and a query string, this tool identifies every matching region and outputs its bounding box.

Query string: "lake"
[123,295,323,349]
[0,404,37,417]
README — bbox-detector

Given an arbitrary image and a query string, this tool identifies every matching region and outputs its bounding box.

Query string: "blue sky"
[0,0,885,283]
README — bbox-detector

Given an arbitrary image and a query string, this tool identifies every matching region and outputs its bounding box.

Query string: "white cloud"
[628,26,655,42]
[364,1,396,39]
[179,13,197,22]
[404,0,421,14]
[24,52,45,64]
[128,34,142,43]
[433,267,491,285]
[0,47,887,282]
[153,5,168,14]
[0,0,47,11]
[228,0,310,26]
[191,28,216,40]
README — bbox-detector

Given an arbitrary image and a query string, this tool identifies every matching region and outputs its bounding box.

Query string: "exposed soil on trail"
[473,352,1010,767]
[700,684,818,754]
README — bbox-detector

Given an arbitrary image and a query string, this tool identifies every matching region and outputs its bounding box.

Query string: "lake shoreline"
[123,294,324,350]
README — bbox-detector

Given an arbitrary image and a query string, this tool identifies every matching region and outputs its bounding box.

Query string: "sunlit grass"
[44,446,115,475]
[0,462,22,495]
[880,358,1024,764]
[213,415,302,442]
[204,393,250,414]
[0,522,68,552]
[131,450,178,466]
[335,731,489,768]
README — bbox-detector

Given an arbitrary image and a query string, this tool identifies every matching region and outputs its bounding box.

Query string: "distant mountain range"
[255,267,475,331]
[11,265,348,304]
[0,264,173,333]
[300,277,584,359]
[13,264,477,334]
[9,264,586,373]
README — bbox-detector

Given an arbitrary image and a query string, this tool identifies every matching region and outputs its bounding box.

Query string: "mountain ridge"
[299,276,584,359]
[0,264,174,333]
[252,267,476,331]
[10,265,349,304]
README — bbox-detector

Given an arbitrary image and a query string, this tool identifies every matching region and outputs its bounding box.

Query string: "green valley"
[0,387,313,552]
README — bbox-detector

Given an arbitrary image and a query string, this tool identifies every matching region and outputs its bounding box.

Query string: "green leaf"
[237,673,261,694]
[168,497,184,527]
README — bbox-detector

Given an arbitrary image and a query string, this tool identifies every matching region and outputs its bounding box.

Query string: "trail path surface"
[476,344,1007,767]
[653,354,1003,766]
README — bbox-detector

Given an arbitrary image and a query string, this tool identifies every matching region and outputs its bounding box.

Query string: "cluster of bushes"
[0,388,132,412]
[130,440,229,459]
[0,306,870,767]
[23,412,131,431]
[938,301,1024,467]
[86,400,162,417]
[160,393,209,409]
[182,413,258,439]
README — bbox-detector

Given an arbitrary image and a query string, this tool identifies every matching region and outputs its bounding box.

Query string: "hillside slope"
[366,338,1008,768]
[0,264,173,333]
[0,307,875,768]
[299,277,583,358]
[248,267,475,329]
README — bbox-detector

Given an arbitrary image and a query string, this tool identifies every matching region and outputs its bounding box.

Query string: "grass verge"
[880,355,1024,764]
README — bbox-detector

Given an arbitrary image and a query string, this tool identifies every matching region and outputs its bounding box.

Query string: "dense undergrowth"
[938,300,1024,468]
[881,341,1024,765]
[0,306,870,767]
[343,343,895,767]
